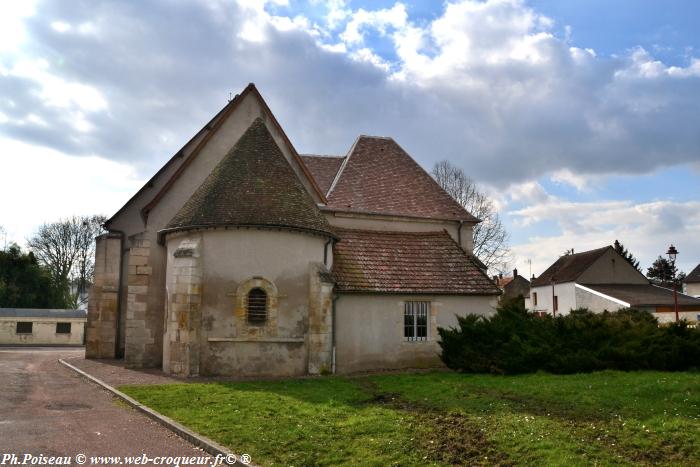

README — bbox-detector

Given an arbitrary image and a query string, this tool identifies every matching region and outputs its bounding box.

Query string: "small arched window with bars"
[247,288,268,324]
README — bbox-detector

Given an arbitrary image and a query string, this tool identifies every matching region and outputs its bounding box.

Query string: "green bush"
[438,301,700,374]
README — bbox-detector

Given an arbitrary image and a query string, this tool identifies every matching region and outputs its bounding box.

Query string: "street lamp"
[666,244,679,322]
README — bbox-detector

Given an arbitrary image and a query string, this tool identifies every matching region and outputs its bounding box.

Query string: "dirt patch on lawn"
[364,390,512,466]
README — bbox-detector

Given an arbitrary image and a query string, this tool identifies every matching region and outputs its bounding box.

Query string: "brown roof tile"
[326,136,478,222]
[582,284,700,307]
[685,263,700,284]
[332,228,500,295]
[163,118,333,237]
[300,155,344,195]
[531,246,611,287]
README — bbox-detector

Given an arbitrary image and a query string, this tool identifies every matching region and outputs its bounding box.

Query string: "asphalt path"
[0,348,214,466]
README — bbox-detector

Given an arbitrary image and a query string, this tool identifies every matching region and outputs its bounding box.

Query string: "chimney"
[513,268,518,278]
[499,273,503,279]
[492,275,498,282]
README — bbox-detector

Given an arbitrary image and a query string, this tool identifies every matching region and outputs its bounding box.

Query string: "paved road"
[0,348,210,465]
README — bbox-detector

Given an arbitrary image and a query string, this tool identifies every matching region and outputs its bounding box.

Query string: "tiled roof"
[300,155,344,195]
[685,264,700,284]
[496,276,514,288]
[531,246,610,287]
[326,136,478,222]
[583,284,700,307]
[332,228,500,295]
[0,308,87,319]
[164,118,333,237]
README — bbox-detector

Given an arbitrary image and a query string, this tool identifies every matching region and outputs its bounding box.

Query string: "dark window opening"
[56,322,71,334]
[247,288,268,324]
[533,292,538,306]
[404,301,429,341]
[553,295,559,312]
[16,322,33,334]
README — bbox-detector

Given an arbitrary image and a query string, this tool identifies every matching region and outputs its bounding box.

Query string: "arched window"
[247,288,268,324]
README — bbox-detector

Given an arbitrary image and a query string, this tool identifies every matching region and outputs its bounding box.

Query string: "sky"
[0,0,699,277]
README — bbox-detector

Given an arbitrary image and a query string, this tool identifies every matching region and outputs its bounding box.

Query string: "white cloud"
[0,137,143,246]
[508,197,700,276]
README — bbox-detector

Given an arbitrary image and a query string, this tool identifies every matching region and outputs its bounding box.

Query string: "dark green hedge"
[438,302,700,374]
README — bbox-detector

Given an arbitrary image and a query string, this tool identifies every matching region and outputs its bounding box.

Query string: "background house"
[494,269,530,303]
[525,246,700,323]
[0,308,86,346]
[684,264,700,297]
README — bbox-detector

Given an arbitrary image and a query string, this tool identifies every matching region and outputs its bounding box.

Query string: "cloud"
[1,0,699,254]
[508,196,700,276]
[0,0,698,185]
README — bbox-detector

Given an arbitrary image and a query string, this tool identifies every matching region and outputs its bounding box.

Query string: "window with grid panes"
[404,301,429,341]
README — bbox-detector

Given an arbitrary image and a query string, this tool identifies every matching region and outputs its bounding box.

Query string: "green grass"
[120,371,700,466]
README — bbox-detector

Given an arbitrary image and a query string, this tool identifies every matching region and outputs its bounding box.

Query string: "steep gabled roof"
[162,118,333,238]
[300,155,345,195]
[114,84,327,227]
[685,264,700,284]
[325,136,479,222]
[332,228,500,295]
[531,246,611,287]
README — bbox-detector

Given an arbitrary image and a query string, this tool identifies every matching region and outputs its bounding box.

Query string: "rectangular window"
[56,322,71,334]
[404,301,429,342]
[553,296,559,312]
[533,292,538,306]
[16,322,33,334]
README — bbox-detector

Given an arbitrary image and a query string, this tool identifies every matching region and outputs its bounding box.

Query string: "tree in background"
[432,160,510,271]
[646,256,686,289]
[613,240,641,272]
[0,244,68,308]
[27,215,106,307]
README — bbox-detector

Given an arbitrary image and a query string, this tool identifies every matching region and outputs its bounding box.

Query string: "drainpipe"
[331,294,339,374]
[551,279,556,318]
[457,221,464,247]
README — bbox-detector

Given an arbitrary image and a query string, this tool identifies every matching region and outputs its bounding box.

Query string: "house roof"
[582,284,700,307]
[531,246,611,287]
[162,118,334,238]
[685,263,700,284]
[325,136,479,222]
[0,308,87,319]
[300,155,345,195]
[332,228,500,295]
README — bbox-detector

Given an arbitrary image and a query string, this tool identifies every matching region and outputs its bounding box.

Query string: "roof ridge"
[326,135,360,197]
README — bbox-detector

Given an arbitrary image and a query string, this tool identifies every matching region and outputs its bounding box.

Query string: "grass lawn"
[120,371,700,466]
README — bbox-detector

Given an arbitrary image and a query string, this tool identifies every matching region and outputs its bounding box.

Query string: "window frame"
[16,322,33,334]
[56,322,72,334]
[246,287,268,325]
[404,301,430,342]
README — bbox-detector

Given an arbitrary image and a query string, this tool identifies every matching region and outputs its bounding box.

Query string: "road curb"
[59,359,255,466]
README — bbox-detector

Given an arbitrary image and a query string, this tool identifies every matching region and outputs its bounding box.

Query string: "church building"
[86,84,499,376]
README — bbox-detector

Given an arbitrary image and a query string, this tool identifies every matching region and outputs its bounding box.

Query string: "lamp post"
[666,245,679,322]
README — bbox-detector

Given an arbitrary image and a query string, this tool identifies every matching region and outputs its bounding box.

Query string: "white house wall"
[574,285,628,313]
[0,317,85,345]
[526,282,577,315]
[334,294,497,374]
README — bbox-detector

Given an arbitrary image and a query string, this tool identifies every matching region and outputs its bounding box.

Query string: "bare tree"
[432,160,510,271]
[27,215,106,307]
